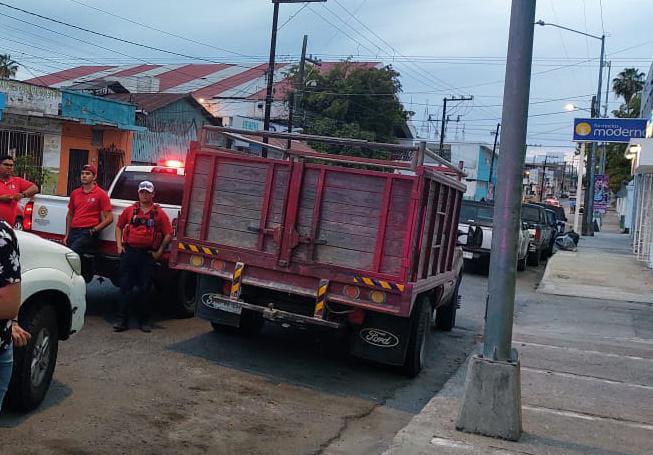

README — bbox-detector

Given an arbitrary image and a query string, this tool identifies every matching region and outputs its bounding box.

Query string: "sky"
[3,0,653,164]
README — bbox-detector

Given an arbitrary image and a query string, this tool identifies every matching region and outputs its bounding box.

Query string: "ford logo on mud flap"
[201,293,221,309]
[360,328,399,348]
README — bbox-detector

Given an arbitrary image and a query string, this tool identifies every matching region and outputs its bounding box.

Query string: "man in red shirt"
[0,155,39,227]
[64,164,113,280]
[114,181,172,333]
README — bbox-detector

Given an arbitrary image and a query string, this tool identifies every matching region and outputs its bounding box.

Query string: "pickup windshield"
[111,171,185,205]
[522,206,542,223]
[460,202,494,224]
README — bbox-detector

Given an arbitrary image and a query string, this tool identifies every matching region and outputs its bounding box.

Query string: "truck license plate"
[215,299,242,315]
[462,251,473,259]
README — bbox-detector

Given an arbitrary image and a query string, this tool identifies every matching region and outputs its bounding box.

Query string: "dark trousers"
[118,246,155,323]
[68,228,99,280]
[68,227,99,254]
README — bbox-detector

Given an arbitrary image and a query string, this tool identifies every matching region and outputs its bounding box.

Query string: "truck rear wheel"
[166,271,198,318]
[7,304,59,411]
[435,281,459,332]
[402,297,430,377]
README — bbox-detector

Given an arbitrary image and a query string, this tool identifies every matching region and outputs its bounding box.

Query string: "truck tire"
[435,282,459,332]
[7,304,59,411]
[527,249,540,266]
[517,253,527,271]
[402,297,430,377]
[167,271,198,318]
[211,309,264,336]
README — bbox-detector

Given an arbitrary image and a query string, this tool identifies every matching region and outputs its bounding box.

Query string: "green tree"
[612,67,645,115]
[0,54,18,79]
[605,67,647,192]
[288,61,410,158]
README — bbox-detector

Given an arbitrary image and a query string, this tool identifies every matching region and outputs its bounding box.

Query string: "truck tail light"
[369,290,387,304]
[23,201,34,231]
[343,285,360,300]
[534,227,541,241]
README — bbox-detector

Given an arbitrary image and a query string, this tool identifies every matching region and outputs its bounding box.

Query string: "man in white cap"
[113,181,172,332]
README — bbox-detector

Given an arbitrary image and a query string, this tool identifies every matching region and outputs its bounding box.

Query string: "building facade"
[0,80,140,196]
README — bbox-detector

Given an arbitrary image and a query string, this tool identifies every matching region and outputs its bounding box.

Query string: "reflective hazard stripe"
[314,279,329,319]
[231,262,244,299]
[353,276,405,292]
[177,242,219,256]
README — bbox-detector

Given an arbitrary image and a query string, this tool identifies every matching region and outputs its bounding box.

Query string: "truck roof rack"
[197,126,466,178]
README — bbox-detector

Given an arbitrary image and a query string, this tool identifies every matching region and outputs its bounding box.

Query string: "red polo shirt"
[117,203,172,249]
[68,185,112,229]
[0,176,33,226]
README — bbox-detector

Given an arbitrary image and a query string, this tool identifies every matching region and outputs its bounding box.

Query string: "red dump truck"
[171,127,465,376]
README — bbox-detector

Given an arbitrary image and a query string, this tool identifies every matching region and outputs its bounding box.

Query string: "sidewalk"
[385,212,653,455]
[538,211,653,304]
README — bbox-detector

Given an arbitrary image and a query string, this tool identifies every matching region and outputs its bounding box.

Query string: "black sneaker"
[140,322,152,333]
[113,320,128,332]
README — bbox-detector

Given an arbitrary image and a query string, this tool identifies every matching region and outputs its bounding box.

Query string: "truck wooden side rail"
[170,127,465,376]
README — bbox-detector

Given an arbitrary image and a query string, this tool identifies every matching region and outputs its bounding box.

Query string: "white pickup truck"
[7,230,86,411]
[23,163,197,317]
[458,200,530,272]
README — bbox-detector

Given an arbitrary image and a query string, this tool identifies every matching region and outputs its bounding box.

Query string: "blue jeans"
[0,345,12,411]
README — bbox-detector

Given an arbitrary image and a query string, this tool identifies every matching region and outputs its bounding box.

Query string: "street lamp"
[262,0,327,156]
[564,103,591,113]
[537,20,605,236]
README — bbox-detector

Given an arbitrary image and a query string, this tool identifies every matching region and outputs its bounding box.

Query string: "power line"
[65,0,252,58]
[0,2,249,66]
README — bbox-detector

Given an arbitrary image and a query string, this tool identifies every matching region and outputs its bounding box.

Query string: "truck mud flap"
[195,275,240,328]
[349,312,411,367]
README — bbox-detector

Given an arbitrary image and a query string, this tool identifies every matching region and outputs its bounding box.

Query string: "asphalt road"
[0,265,544,455]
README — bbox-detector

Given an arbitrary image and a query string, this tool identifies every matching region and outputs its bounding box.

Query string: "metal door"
[67,149,89,195]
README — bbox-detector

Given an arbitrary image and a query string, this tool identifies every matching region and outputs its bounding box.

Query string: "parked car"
[544,197,561,207]
[6,230,86,411]
[458,200,530,272]
[533,202,568,233]
[521,203,556,266]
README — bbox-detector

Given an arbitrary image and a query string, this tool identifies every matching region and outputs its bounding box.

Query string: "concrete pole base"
[455,354,522,441]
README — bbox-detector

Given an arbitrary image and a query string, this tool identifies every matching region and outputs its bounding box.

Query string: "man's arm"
[152,234,171,260]
[0,282,20,320]
[94,210,113,233]
[64,210,73,245]
[115,223,124,255]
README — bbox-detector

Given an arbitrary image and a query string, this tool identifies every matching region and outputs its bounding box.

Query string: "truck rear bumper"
[197,292,342,329]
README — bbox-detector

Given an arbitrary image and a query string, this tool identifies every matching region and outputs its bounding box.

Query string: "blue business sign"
[573,117,647,143]
[0,92,6,121]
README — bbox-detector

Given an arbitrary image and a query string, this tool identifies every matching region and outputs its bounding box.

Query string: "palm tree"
[0,54,19,79]
[612,67,645,105]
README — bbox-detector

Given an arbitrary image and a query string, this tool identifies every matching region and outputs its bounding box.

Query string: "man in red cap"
[64,164,113,279]
[0,154,39,227]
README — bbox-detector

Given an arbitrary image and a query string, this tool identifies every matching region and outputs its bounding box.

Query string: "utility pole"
[457,0,536,441]
[539,155,549,202]
[294,35,308,131]
[582,95,598,235]
[488,123,501,199]
[600,60,612,174]
[263,1,326,157]
[287,92,294,149]
[583,33,605,235]
[439,95,473,156]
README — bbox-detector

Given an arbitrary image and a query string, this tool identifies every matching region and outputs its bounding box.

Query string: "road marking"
[523,405,653,431]
[513,340,653,362]
[522,366,653,391]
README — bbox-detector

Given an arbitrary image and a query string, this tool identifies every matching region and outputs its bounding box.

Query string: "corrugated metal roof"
[105,93,189,112]
[24,62,383,101]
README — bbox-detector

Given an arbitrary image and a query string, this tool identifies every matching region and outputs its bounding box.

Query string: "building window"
[0,129,44,184]
[92,128,104,146]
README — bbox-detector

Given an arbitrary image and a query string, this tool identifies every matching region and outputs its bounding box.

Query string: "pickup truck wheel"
[435,282,459,332]
[402,297,430,377]
[167,271,198,319]
[527,249,540,266]
[7,305,59,411]
[517,253,527,271]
